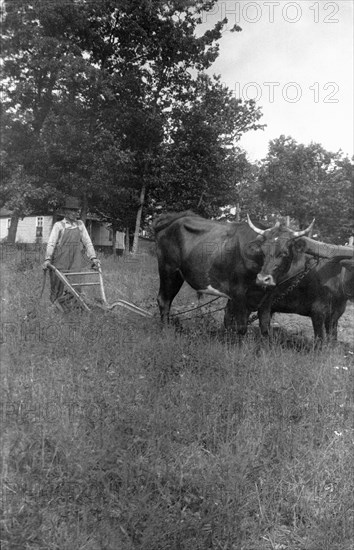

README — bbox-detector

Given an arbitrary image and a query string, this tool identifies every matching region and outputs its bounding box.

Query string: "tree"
[315,155,354,242]
[231,161,268,221]
[258,136,353,242]
[1,0,266,248]
[153,74,264,217]
[69,0,231,249]
[0,0,86,238]
[0,108,59,242]
[1,0,229,245]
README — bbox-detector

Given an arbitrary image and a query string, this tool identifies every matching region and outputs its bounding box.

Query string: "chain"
[170,296,222,318]
[171,259,319,325]
[248,258,319,325]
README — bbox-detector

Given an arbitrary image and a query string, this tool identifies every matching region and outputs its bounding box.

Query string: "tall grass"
[1,249,353,549]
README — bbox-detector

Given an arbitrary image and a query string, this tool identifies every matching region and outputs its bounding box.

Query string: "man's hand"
[42,259,51,270]
[91,258,101,270]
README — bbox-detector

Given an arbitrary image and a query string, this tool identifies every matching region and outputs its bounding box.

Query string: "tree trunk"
[124,227,130,254]
[7,215,19,244]
[111,227,116,255]
[197,191,205,209]
[235,203,241,222]
[132,183,146,254]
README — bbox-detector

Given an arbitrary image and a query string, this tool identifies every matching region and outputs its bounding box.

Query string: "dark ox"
[246,219,354,340]
[246,256,354,341]
[247,216,317,288]
[153,211,312,334]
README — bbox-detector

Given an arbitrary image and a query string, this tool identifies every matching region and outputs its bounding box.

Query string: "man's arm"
[45,222,61,260]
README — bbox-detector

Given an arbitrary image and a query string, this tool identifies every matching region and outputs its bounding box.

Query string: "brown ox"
[153,211,314,334]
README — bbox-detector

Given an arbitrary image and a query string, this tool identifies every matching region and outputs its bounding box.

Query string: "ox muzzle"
[256,273,276,287]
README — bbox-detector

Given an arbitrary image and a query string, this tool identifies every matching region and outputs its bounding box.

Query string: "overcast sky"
[198,0,353,161]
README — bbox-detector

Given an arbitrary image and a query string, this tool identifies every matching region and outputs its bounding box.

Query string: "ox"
[153,211,313,334]
[246,257,354,340]
[246,218,354,340]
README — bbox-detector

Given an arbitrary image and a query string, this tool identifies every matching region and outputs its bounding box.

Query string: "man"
[42,196,100,310]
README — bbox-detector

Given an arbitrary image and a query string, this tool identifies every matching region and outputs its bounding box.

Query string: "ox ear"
[243,240,263,260]
[292,238,307,253]
[340,259,354,271]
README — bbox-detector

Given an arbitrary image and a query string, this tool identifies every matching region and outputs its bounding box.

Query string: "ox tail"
[153,210,200,234]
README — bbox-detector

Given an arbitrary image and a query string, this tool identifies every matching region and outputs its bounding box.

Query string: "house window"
[7,218,11,229]
[36,216,43,238]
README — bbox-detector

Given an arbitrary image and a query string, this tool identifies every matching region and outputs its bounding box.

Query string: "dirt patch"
[273,303,354,346]
[170,285,354,346]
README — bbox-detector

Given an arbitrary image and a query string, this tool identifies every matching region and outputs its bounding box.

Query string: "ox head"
[247,215,315,288]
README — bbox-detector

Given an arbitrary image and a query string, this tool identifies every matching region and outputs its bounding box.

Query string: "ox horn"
[292,219,315,238]
[247,214,280,235]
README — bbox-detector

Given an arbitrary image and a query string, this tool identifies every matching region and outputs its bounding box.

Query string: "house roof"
[0,208,13,217]
[0,209,55,217]
[0,208,109,222]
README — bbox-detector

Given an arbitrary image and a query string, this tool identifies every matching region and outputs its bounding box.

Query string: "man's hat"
[63,196,81,210]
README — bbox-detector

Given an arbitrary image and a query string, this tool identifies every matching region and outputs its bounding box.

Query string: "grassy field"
[1,247,354,550]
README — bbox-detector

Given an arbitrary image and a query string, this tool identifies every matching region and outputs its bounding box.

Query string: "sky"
[197,0,353,162]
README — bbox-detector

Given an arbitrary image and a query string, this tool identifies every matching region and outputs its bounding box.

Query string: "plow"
[45,264,227,322]
[47,263,153,318]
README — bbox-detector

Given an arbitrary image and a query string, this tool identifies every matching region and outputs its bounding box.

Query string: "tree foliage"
[258,136,354,242]
[153,74,264,217]
[2,0,245,245]
[2,2,351,247]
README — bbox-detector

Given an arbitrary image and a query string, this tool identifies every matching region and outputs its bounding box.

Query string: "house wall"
[0,215,54,243]
[0,217,10,240]
[90,223,110,247]
[0,214,126,249]
[90,222,125,249]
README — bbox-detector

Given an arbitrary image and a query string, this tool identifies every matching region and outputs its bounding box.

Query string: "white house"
[0,209,54,244]
[0,209,125,252]
[85,215,125,251]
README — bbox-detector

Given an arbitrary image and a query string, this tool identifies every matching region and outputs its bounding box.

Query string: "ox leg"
[310,300,328,342]
[224,300,236,329]
[157,270,184,323]
[311,312,326,341]
[326,319,338,341]
[258,305,272,337]
[325,301,346,341]
[224,297,249,335]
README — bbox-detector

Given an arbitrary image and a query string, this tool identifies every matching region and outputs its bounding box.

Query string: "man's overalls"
[50,223,83,304]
